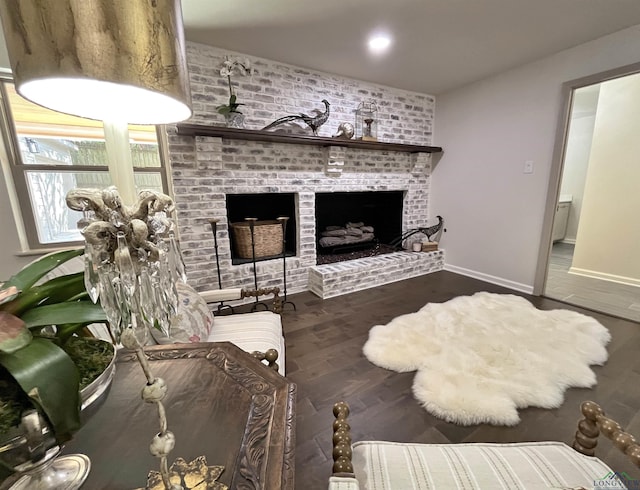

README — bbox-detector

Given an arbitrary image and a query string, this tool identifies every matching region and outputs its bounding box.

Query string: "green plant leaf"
[21,302,107,330]
[37,273,87,306]
[2,249,83,292]
[0,338,80,441]
[55,323,87,344]
[2,272,87,317]
[0,286,20,307]
[0,312,32,353]
[66,291,90,303]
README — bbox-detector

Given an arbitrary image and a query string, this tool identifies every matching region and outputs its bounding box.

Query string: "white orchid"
[217,56,253,116]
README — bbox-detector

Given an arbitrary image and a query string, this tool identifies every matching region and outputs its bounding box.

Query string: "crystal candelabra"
[66,186,186,490]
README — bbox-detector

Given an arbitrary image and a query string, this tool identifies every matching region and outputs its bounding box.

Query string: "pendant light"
[0,0,192,124]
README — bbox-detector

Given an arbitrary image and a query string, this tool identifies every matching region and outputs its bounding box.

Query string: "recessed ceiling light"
[368,34,392,54]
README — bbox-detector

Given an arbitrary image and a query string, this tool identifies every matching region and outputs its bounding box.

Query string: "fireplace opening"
[226,193,296,265]
[315,191,403,264]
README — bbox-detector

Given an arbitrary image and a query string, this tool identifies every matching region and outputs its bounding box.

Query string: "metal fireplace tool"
[277,217,296,311]
[246,218,270,312]
[208,218,234,314]
[210,216,295,313]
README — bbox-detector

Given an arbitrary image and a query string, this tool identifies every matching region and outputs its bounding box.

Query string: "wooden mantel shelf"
[175,123,442,153]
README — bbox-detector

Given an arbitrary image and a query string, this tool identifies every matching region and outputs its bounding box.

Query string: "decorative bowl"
[0,343,116,490]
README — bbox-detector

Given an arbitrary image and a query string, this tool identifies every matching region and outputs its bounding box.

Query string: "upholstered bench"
[201,286,285,375]
[154,283,286,375]
[207,310,285,376]
[329,401,640,490]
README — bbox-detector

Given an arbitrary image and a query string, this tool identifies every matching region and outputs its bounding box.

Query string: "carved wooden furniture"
[573,400,640,463]
[62,343,296,489]
[329,401,639,490]
[204,287,286,375]
[200,286,283,314]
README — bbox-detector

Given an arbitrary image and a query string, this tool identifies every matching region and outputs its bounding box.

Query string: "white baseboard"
[444,264,534,294]
[568,267,640,288]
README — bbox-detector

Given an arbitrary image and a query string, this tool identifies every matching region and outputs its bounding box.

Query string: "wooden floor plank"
[281,271,640,489]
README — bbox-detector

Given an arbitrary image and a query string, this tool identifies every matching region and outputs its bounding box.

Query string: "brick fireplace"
[166,42,444,299]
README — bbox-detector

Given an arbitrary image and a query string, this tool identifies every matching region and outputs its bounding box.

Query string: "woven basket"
[231,220,283,259]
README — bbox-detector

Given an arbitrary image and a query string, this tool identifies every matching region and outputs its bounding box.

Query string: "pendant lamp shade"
[0,0,192,124]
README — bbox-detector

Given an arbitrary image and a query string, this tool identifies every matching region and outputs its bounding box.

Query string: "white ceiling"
[0,1,639,96]
[182,0,640,95]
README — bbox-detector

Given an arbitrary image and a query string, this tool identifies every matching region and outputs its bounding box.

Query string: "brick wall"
[167,42,437,296]
[184,43,434,144]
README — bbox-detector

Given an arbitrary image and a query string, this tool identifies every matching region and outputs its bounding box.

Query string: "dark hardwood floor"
[279,271,640,489]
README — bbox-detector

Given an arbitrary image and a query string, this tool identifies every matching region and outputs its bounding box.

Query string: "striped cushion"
[352,441,613,489]
[328,476,360,489]
[207,311,285,375]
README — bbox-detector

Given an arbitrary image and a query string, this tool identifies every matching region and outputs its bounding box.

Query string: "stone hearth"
[309,251,444,299]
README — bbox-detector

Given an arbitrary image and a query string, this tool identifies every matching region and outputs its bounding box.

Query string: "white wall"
[571,73,640,285]
[433,24,640,292]
[0,156,32,280]
[0,180,35,282]
[560,86,599,242]
[0,37,30,280]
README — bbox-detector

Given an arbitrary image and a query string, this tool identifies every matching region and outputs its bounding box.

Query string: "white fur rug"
[363,292,610,426]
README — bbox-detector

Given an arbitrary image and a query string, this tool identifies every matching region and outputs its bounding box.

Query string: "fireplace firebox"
[226,193,296,264]
[315,191,404,258]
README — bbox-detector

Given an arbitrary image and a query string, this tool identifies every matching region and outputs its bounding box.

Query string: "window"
[0,79,170,249]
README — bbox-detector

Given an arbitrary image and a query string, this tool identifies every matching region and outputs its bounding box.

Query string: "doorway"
[540,68,640,322]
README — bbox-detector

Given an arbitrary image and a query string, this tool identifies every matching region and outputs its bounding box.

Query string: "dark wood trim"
[175,124,442,153]
[332,401,355,476]
[573,401,640,467]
